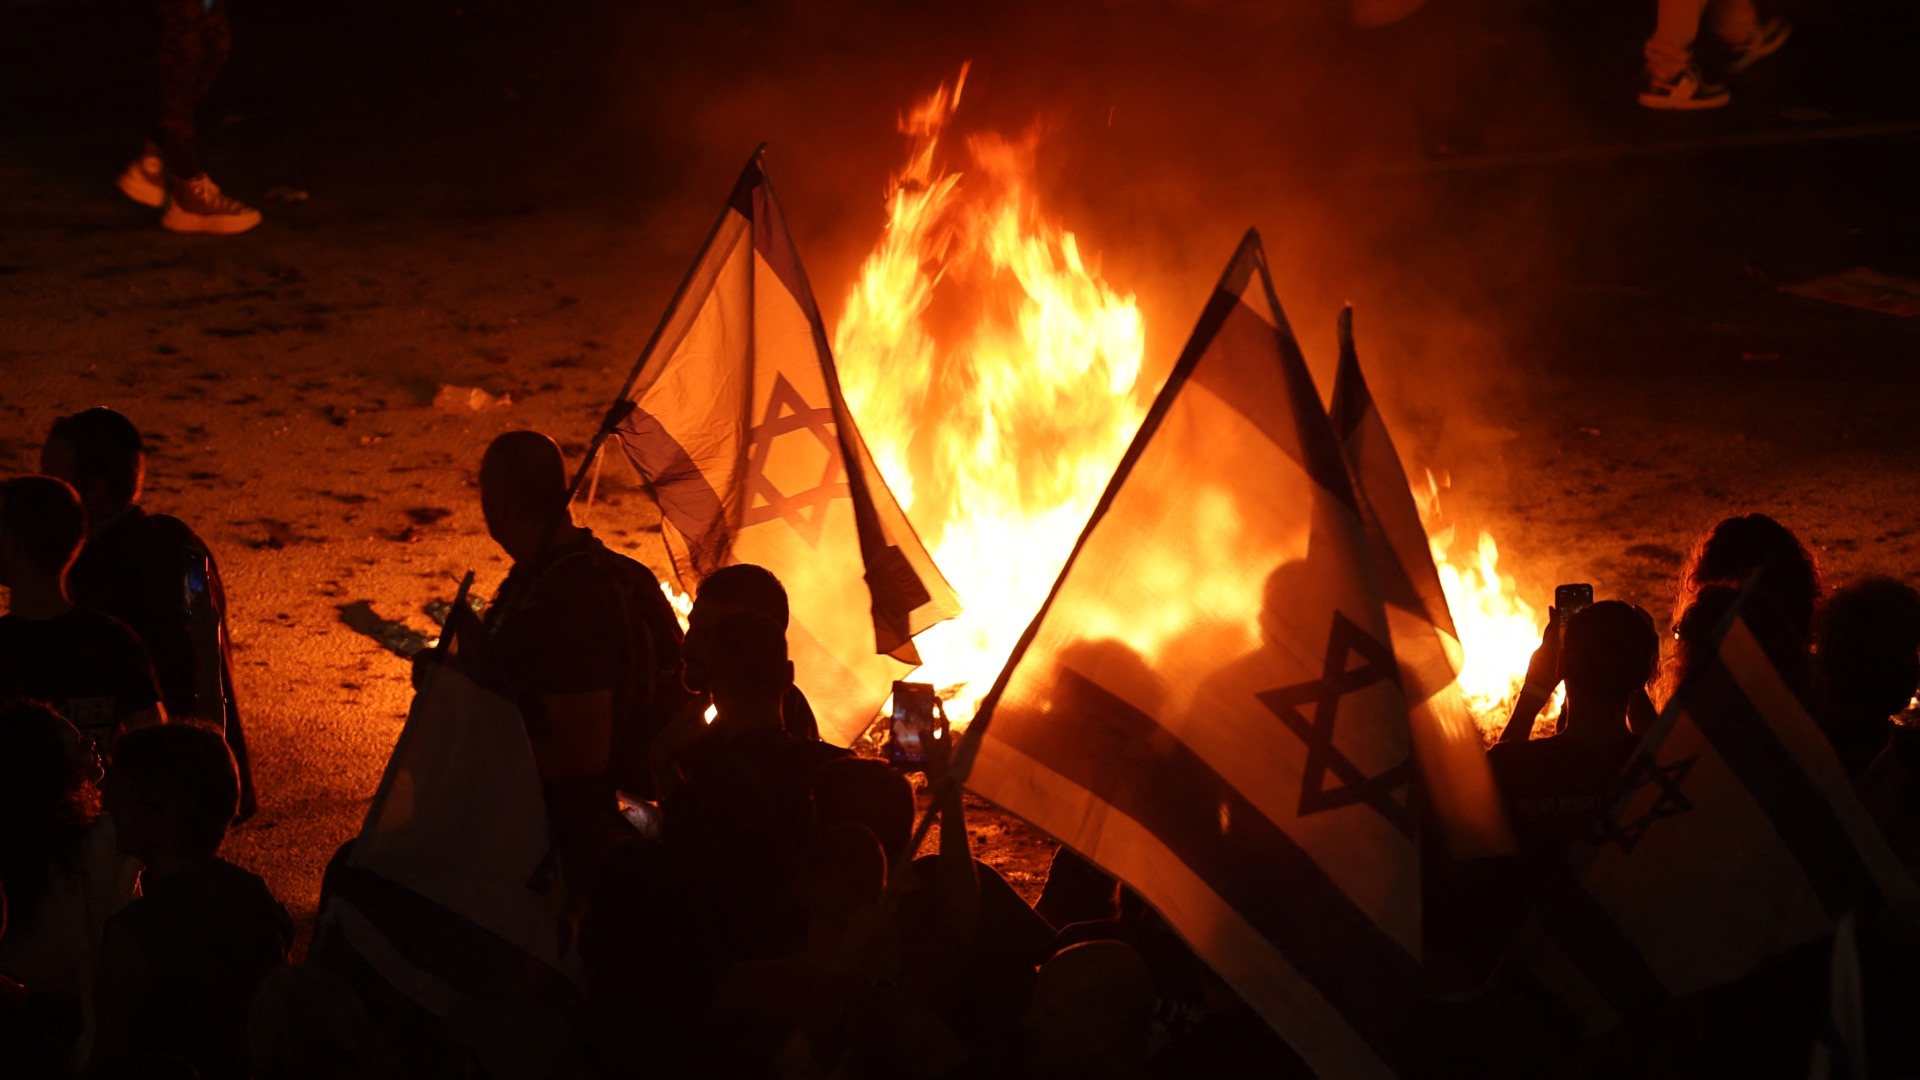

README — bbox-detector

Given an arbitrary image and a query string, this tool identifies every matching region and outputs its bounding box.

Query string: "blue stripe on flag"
[331,864,580,1006]
[1690,652,1885,922]
[1190,297,1362,516]
[614,409,733,576]
[998,667,1420,1062]
[741,162,822,324]
[1533,862,1671,1020]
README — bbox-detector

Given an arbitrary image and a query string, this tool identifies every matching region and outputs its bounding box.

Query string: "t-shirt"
[666,727,849,962]
[0,608,162,741]
[486,530,687,801]
[68,507,219,719]
[678,728,849,836]
[106,858,292,1080]
[1484,733,1637,852]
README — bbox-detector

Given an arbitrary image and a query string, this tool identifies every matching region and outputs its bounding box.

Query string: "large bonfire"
[830,67,1544,740]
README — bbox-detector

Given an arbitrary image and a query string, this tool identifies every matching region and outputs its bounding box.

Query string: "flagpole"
[597,145,770,437]
[886,233,1276,904]
[314,572,477,958]
[489,145,772,633]
[1564,573,1762,881]
[942,230,1269,790]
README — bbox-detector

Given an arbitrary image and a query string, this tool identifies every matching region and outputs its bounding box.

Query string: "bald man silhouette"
[476,431,687,888]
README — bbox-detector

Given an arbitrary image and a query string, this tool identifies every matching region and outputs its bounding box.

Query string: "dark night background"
[3,0,1917,942]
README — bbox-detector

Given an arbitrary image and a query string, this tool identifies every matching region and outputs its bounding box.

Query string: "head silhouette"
[0,476,86,589]
[704,611,791,731]
[106,722,240,864]
[1682,514,1822,637]
[478,431,570,560]
[684,565,790,695]
[42,407,145,518]
[1025,940,1155,1074]
[1816,578,1920,775]
[1560,601,1658,737]
[1563,601,1659,698]
[811,757,914,870]
[694,565,789,628]
[1671,584,1810,701]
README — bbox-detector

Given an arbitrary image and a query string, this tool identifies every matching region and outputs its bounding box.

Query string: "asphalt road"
[3,0,1918,946]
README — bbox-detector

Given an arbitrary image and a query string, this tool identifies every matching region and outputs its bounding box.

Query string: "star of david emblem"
[742,373,849,547]
[1256,612,1415,838]
[1592,754,1698,853]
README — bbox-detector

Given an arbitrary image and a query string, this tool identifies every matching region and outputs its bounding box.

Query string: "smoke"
[604,0,1605,585]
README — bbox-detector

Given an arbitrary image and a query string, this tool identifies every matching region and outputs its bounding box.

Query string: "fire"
[833,65,1146,723]
[1417,472,1557,741]
[830,69,1547,739]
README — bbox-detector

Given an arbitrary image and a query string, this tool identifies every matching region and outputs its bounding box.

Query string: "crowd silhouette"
[4,420,1920,1078]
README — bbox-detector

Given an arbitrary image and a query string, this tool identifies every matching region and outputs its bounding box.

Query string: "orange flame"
[833,65,1146,723]
[833,71,1545,740]
[1417,471,1559,741]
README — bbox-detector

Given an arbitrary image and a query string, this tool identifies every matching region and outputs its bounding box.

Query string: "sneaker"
[1726,18,1791,75]
[1639,65,1731,110]
[161,174,262,235]
[115,145,167,208]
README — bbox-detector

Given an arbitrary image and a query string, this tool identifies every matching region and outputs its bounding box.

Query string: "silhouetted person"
[113,0,261,234]
[1051,887,1218,1058]
[811,756,916,871]
[1667,584,1811,703]
[1035,847,1117,931]
[245,965,403,1080]
[1832,583,1920,882]
[1486,601,1659,854]
[666,610,845,964]
[476,430,685,887]
[0,699,136,1075]
[93,723,292,1080]
[1815,578,1920,781]
[1640,0,1788,110]
[705,823,890,1073]
[839,697,1051,1048]
[1017,941,1156,1080]
[653,564,825,799]
[43,408,257,817]
[0,476,164,744]
[1679,512,1823,657]
[1653,584,1852,1080]
[577,831,712,1079]
[686,564,821,740]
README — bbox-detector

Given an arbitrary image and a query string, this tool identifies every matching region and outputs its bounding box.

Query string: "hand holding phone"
[887,681,949,774]
[1553,583,1593,647]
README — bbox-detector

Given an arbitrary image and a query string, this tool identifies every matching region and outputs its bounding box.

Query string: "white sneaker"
[116,146,167,208]
[1639,65,1731,110]
[161,174,263,235]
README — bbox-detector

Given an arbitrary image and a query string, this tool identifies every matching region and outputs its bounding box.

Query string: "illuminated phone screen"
[889,682,938,768]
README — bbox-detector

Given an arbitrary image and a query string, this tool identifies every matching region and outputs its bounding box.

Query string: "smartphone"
[1554,583,1594,647]
[887,681,948,771]
[183,550,212,619]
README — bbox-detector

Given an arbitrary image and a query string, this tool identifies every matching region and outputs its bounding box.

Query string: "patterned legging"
[155,0,231,179]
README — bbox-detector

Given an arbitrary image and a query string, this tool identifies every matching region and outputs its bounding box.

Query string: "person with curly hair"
[1670,513,1824,699]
